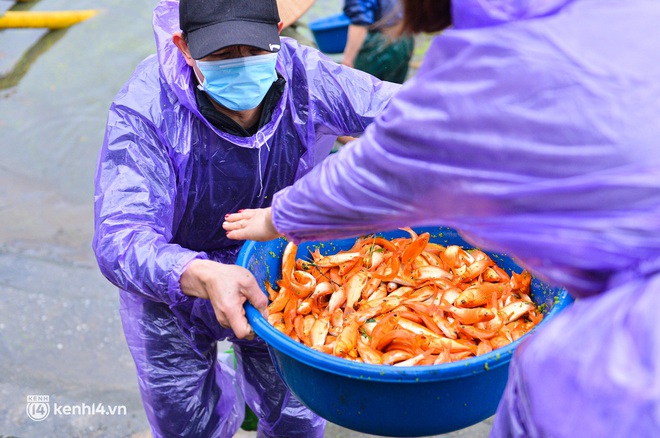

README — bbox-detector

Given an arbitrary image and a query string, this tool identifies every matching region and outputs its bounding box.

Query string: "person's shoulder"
[131,55,163,86]
[278,37,334,72]
[276,37,317,77]
[111,55,172,120]
[278,37,309,59]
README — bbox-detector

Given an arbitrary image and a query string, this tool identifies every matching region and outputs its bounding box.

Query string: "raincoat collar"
[452,0,576,28]
[153,0,195,112]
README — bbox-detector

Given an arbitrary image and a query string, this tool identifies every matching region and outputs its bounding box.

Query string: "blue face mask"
[195,53,278,111]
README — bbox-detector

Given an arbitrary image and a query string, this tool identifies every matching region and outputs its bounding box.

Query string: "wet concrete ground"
[0,1,493,437]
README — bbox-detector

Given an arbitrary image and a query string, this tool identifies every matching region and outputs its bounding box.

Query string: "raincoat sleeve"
[290,38,400,141]
[271,24,660,296]
[93,81,202,305]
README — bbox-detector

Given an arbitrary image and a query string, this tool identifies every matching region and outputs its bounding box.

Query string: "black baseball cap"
[180,0,282,60]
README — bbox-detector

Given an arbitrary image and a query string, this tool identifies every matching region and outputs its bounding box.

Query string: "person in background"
[224,0,660,437]
[342,0,414,84]
[277,0,317,47]
[92,0,400,436]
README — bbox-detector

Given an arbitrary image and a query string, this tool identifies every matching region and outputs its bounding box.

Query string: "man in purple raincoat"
[226,0,660,436]
[92,0,400,436]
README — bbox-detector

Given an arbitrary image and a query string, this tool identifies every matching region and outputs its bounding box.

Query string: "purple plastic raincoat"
[270,0,660,436]
[92,0,399,436]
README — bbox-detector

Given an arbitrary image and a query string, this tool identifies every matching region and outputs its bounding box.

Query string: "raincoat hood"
[452,0,575,28]
[153,0,196,113]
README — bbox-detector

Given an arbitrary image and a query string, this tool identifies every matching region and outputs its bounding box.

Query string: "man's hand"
[180,259,268,339]
[223,207,280,242]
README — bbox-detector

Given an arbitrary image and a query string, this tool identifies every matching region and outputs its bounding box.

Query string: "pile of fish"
[265,228,543,366]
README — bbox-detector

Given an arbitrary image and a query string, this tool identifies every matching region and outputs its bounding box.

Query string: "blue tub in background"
[237,226,573,437]
[309,12,350,54]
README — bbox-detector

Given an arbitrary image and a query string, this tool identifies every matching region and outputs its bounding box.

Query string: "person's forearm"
[94,224,203,304]
[342,24,368,67]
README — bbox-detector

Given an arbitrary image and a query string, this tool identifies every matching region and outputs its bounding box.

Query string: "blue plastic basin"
[309,12,350,54]
[237,226,573,437]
